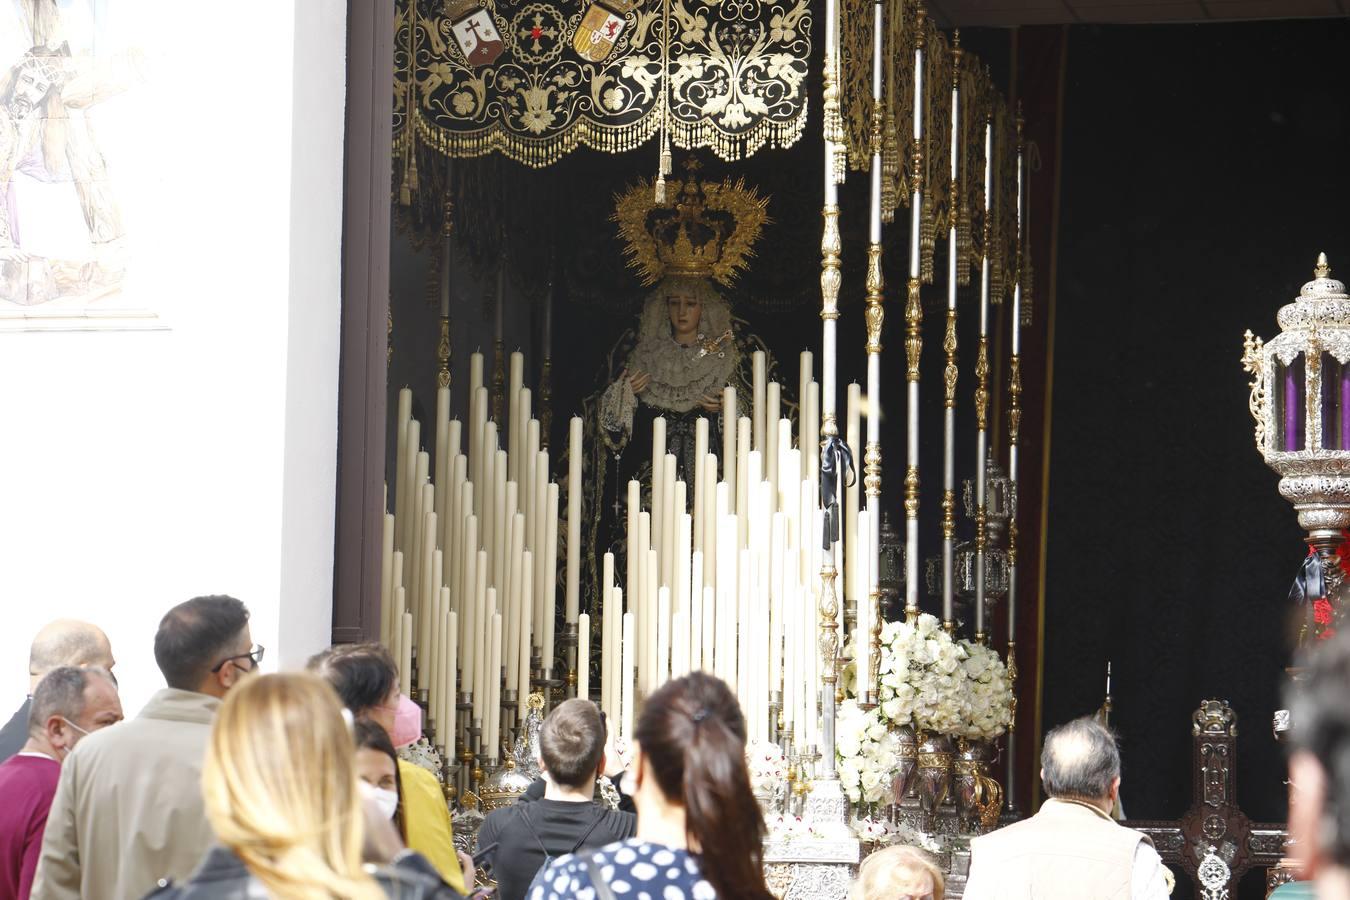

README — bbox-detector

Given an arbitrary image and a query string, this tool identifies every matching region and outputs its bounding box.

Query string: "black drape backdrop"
[1043,18,1350,899]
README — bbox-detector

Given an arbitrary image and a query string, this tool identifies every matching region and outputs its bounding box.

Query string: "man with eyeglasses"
[31,595,257,900]
[0,666,120,900]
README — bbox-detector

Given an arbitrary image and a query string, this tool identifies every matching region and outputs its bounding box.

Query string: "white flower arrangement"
[836,699,900,805]
[766,813,827,841]
[955,639,1013,740]
[876,613,969,734]
[745,739,788,796]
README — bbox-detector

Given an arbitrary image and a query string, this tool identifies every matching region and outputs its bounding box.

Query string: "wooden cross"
[1125,700,1287,898]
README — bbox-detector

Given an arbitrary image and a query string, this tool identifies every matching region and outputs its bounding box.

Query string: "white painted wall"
[0,0,348,717]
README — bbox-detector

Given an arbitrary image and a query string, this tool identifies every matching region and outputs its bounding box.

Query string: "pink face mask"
[391,693,423,750]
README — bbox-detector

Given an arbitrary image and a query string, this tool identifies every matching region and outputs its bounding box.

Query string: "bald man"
[0,622,115,763]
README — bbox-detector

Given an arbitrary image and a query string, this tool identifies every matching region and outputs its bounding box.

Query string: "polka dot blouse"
[526,838,717,900]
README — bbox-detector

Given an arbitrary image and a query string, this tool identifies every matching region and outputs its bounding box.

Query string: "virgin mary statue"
[575,167,792,602]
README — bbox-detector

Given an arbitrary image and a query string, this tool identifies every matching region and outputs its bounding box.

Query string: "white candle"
[534,451,549,649]
[380,513,395,646]
[621,609,636,740]
[395,389,412,562]
[805,381,820,485]
[672,609,689,678]
[402,427,421,589]
[543,483,560,674]
[435,386,451,527]
[770,512,786,703]
[856,510,871,703]
[736,418,751,542]
[481,422,497,582]
[646,549,658,694]
[435,586,447,735]
[505,513,525,692]
[508,352,524,479]
[601,552,616,718]
[419,511,437,688]
[400,610,413,697]
[690,549,704,671]
[472,550,488,728]
[524,418,540,549]
[656,586,671,689]
[737,548,751,704]
[447,457,468,612]
[577,613,591,700]
[518,550,534,718]
[676,511,692,621]
[693,418,709,552]
[662,457,677,588]
[517,390,534,498]
[459,516,478,694]
[798,350,813,472]
[766,384,781,510]
[447,610,458,748]
[702,454,718,588]
[493,451,509,592]
[636,511,651,685]
[471,387,487,520]
[565,417,583,622]
[722,387,737,493]
[752,350,766,453]
[469,352,484,399]
[625,480,640,626]
[716,514,738,684]
[652,418,667,578]
[487,611,502,760]
[846,382,861,630]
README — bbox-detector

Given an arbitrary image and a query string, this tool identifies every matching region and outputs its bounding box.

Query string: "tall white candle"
[459,516,478,694]
[471,387,488,519]
[662,457,677,588]
[447,457,468,611]
[798,350,813,470]
[646,548,659,694]
[543,483,560,673]
[702,454,718,588]
[534,451,549,647]
[672,609,689,678]
[676,511,692,622]
[505,513,525,692]
[690,549,704,671]
[769,512,786,703]
[856,510,872,703]
[621,609,636,740]
[601,552,616,718]
[435,586,447,735]
[447,610,458,747]
[508,352,524,480]
[481,422,497,582]
[435,386,451,527]
[400,610,413,697]
[395,389,412,562]
[736,418,751,543]
[517,550,534,718]
[752,350,766,453]
[518,390,534,505]
[656,586,671,690]
[565,417,583,622]
[845,383,861,630]
[625,480,640,625]
[577,613,591,700]
[524,418,540,549]
[722,387,737,494]
[766,384,781,510]
[472,550,488,728]
[380,513,395,646]
[693,418,709,552]
[636,511,651,684]
[652,418,667,584]
[487,611,503,760]
[805,381,820,485]
[493,451,509,592]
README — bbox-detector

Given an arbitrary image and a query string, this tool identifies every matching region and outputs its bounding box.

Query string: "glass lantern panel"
[1323,353,1350,451]
[1273,354,1306,452]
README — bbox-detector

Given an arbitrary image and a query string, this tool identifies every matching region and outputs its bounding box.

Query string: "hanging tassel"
[654,173,667,204]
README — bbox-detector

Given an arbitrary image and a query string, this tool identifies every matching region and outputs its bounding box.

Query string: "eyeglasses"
[211,644,265,673]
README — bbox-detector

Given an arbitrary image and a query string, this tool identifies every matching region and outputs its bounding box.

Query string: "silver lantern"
[1243,254,1350,569]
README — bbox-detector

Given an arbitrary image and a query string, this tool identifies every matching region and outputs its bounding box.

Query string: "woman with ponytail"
[527,672,773,900]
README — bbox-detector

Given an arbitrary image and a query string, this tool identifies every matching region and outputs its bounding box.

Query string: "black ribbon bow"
[819,435,857,551]
[1289,551,1326,609]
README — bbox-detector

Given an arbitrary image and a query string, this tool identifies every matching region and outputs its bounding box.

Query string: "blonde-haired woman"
[148,673,456,899]
[849,845,945,900]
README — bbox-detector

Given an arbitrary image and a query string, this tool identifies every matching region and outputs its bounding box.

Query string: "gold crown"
[613,161,770,287]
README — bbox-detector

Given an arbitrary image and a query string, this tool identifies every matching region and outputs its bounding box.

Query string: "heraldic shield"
[449,0,505,67]
[572,1,633,63]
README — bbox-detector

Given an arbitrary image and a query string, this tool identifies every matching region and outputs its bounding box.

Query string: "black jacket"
[143,845,466,899]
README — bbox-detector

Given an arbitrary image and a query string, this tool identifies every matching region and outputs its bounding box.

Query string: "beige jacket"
[31,688,221,900]
[964,797,1154,900]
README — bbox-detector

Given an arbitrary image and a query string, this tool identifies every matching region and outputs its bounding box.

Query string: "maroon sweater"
[0,754,59,900]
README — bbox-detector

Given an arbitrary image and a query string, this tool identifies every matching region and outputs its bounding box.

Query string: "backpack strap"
[567,808,608,855]
[582,856,617,900]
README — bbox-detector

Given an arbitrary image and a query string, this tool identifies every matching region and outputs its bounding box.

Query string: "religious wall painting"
[0,0,156,330]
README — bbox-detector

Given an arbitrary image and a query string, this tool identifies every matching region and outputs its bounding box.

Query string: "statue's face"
[667,293,702,341]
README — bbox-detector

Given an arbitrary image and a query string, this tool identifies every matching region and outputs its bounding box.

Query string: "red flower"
[1318,626,1338,642]
[1315,598,1334,626]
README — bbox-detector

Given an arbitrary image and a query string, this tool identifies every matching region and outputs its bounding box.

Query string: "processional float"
[385,0,1035,891]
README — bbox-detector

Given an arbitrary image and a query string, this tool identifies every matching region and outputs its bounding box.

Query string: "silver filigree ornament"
[1197,845,1231,900]
[1244,254,1350,565]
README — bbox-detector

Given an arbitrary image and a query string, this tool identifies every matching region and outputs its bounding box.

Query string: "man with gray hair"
[0,666,121,900]
[963,716,1170,900]
[0,621,116,763]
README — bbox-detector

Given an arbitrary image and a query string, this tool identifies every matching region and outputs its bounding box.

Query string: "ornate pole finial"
[1316,252,1332,279]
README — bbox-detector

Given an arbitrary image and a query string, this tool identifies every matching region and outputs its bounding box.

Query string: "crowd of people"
[2,595,1350,899]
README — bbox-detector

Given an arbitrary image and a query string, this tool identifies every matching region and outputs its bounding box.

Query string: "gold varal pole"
[973,112,993,643]
[816,0,845,779]
[1005,105,1025,815]
[903,8,927,622]
[941,34,962,634]
[861,0,886,706]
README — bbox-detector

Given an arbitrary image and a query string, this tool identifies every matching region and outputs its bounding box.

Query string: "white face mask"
[371,786,399,820]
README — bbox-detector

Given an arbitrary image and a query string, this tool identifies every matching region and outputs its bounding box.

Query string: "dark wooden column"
[333,0,394,644]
